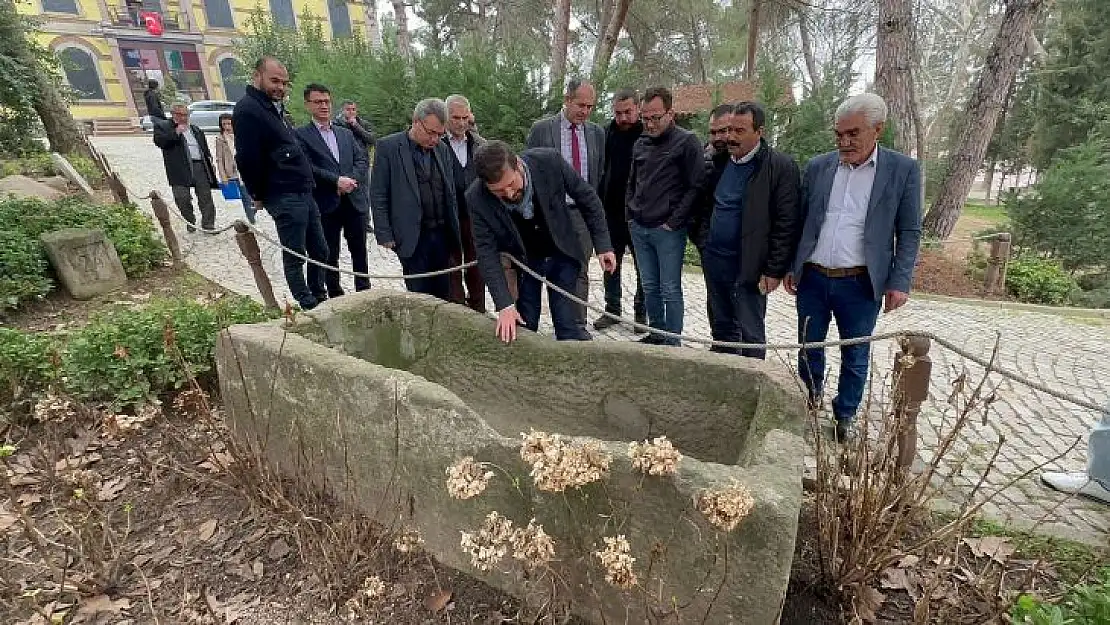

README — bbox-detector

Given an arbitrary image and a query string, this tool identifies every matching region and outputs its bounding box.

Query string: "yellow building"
[19,0,370,131]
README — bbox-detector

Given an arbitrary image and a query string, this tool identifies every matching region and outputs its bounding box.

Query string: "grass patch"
[966,518,1108,586]
[963,201,1009,223]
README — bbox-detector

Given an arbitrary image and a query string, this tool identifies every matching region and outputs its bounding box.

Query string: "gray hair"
[444,94,470,110]
[413,98,448,124]
[565,77,594,99]
[835,93,888,127]
[170,100,190,112]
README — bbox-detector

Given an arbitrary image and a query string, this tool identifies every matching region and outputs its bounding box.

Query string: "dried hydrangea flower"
[510,518,555,570]
[519,429,611,492]
[628,436,682,476]
[460,511,515,571]
[33,393,79,423]
[393,526,424,553]
[696,483,756,532]
[594,535,637,589]
[445,456,494,500]
[360,575,386,600]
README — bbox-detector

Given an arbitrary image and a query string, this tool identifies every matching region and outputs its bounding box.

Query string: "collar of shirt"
[841,144,878,170]
[731,141,761,164]
[561,110,578,131]
[314,119,332,132]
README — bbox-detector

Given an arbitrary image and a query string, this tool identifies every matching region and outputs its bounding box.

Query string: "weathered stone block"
[216,292,806,624]
[50,152,95,199]
[0,174,66,201]
[40,228,127,299]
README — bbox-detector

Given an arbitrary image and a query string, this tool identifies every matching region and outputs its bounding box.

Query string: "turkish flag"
[140,11,164,36]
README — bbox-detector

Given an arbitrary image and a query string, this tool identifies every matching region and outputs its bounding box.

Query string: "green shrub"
[1012,569,1110,624]
[62,296,278,407]
[1070,287,1110,309]
[0,196,165,310]
[0,327,59,405]
[0,152,104,188]
[1005,255,1079,305]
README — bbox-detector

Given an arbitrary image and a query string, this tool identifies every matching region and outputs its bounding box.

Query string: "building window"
[219,57,246,101]
[58,47,105,100]
[42,0,79,13]
[328,0,351,38]
[269,0,295,28]
[204,0,234,28]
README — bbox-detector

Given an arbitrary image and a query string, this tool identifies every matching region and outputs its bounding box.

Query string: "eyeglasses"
[642,112,670,124]
[416,117,443,138]
[308,99,331,106]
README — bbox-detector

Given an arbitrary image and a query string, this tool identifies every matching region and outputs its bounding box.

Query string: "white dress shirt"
[314,120,340,162]
[559,111,588,204]
[808,146,879,269]
[449,135,468,167]
[182,127,202,161]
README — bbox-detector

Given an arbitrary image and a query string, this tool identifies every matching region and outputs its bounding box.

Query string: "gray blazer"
[369,131,462,260]
[792,147,922,300]
[526,113,606,194]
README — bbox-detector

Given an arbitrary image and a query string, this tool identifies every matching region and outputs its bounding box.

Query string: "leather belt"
[805,262,867,278]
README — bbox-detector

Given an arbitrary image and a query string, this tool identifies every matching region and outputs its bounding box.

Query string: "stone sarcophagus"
[215,292,806,624]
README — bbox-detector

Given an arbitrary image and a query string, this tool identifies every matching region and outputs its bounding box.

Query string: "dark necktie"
[569,123,582,176]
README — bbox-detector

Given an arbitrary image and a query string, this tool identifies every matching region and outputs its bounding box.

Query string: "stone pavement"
[93,136,1110,546]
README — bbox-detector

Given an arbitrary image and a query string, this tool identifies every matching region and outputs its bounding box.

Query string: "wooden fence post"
[983,232,1012,295]
[148,190,183,267]
[893,336,932,471]
[233,221,280,311]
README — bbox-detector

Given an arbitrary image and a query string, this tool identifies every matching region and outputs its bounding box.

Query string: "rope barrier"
[136,188,1105,413]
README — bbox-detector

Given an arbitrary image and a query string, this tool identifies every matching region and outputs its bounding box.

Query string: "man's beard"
[712,140,728,151]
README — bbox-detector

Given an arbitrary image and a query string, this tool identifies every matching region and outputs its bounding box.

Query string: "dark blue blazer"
[792,147,922,299]
[369,131,462,260]
[295,122,369,215]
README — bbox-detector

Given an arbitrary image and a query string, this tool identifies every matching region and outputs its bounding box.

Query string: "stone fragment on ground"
[0,174,66,201]
[40,228,128,299]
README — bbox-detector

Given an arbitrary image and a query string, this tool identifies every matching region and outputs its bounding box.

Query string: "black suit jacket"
[465,148,613,311]
[369,131,461,259]
[691,139,802,282]
[152,121,218,188]
[295,122,369,215]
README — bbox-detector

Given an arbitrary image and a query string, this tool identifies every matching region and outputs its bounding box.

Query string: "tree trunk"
[391,0,412,59]
[923,0,1047,240]
[549,0,572,102]
[34,72,87,156]
[983,160,996,204]
[744,0,761,81]
[364,0,382,49]
[874,0,918,154]
[923,0,979,149]
[591,0,631,88]
[797,10,819,92]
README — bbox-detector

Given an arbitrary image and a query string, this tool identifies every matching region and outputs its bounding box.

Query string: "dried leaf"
[0,511,17,532]
[75,595,129,617]
[198,519,218,542]
[17,493,42,507]
[881,567,913,591]
[97,476,130,502]
[424,588,453,614]
[251,560,264,578]
[897,554,920,568]
[962,536,1015,564]
[267,538,290,561]
[853,585,885,623]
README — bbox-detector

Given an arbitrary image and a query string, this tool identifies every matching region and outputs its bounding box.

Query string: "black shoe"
[833,420,854,444]
[638,333,666,345]
[593,315,621,330]
[186,225,196,233]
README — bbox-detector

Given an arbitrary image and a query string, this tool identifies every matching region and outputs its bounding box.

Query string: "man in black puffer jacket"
[691,101,801,359]
[233,56,329,310]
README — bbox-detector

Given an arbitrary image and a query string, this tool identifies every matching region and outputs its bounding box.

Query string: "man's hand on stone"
[337,176,358,194]
[597,251,617,273]
[496,305,523,343]
[884,290,909,313]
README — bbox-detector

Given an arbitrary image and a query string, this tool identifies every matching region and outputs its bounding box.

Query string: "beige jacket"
[212,133,238,182]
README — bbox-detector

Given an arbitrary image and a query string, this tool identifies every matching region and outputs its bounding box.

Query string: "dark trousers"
[265,192,329,310]
[172,161,216,230]
[449,210,486,312]
[602,246,645,317]
[570,210,591,324]
[696,247,717,330]
[400,226,453,301]
[320,203,370,296]
[705,278,767,359]
[795,268,882,423]
[516,252,591,341]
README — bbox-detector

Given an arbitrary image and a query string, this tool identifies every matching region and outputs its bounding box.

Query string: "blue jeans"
[516,252,590,341]
[265,192,329,310]
[795,267,882,423]
[629,221,687,346]
[705,278,767,359]
[602,247,645,317]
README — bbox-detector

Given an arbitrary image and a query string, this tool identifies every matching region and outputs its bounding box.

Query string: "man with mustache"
[691,101,801,359]
[465,140,617,343]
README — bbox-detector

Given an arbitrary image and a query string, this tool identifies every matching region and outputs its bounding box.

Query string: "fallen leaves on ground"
[962,536,1016,564]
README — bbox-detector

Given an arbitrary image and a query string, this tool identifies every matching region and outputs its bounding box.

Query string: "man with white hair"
[784,92,922,442]
[369,98,463,301]
[153,101,219,233]
[442,94,487,312]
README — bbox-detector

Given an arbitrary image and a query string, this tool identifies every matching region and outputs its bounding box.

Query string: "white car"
[141,100,236,133]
